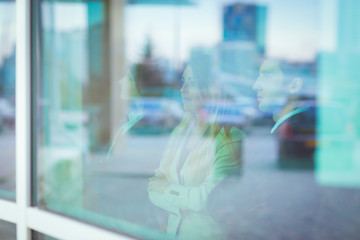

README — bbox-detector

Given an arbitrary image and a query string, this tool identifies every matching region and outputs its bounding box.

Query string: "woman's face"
[180,65,202,113]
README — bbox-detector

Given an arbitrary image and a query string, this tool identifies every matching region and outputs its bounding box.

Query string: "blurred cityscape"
[1,0,360,239]
[37,1,319,153]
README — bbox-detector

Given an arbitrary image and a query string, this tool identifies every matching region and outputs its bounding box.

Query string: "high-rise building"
[217,2,267,98]
[317,0,360,187]
[223,3,267,55]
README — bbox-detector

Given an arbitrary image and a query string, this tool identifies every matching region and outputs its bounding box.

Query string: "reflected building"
[317,0,360,187]
[42,29,88,144]
[218,2,268,99]
[223,3,267,55]
[35,0,127,209]
[40,1,126,152]
[0,48,15,99]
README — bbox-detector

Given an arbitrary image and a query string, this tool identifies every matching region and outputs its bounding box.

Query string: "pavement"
[83,126,360,239]
[1,125,359,239]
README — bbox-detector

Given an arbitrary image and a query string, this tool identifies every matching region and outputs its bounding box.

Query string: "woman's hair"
[180,61,236,148]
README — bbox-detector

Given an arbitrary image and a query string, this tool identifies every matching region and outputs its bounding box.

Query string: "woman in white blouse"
[148,63,244,239]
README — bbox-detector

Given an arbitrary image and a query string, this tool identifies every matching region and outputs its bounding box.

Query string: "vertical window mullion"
[16,0,31,239]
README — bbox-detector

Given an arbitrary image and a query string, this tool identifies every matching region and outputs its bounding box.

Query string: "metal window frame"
[0,0,134,239]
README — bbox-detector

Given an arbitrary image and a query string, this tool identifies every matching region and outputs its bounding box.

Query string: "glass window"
[0,220,16,240]
[32,232,58,240]
[0,0,16,200]
[32,0,360,239]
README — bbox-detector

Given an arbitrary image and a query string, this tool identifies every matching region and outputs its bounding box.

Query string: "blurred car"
[129,97,183,134]
[277,98,316,168]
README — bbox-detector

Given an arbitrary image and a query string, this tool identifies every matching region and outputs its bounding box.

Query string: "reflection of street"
[227,127,360,240]
[84,134,171,229]
[84,126,360,239]
[0,131,15,195]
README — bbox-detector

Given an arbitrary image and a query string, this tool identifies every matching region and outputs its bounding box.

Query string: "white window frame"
[0,0,133,239]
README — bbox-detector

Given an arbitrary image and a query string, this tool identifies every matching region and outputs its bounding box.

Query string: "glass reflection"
[0,0,16,200]
[32,0,360,239]
[0,219,16,240]
[32,231,58,240]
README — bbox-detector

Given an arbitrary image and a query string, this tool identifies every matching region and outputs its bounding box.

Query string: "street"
[1,126,359,239]
[84,126,360,239]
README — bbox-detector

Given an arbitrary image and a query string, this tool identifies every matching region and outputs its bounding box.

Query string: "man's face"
[253,60,287,113]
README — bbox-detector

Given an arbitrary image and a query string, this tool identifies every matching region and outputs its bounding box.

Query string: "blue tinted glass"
[0,220,16,240]
[32,0,360,239]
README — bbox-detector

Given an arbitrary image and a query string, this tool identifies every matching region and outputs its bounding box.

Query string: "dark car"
[277,99,316,169]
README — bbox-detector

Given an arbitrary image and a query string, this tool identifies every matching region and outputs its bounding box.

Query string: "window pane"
[32,0,360,239]
[32,231,58,240]
[0,0,16,200]
[0,220,16,240]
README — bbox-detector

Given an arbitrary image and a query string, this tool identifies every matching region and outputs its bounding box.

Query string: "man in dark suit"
[207,60,316,240]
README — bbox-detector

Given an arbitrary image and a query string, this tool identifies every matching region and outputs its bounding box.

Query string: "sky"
[0,0,338,67]
[124,0,331,63]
